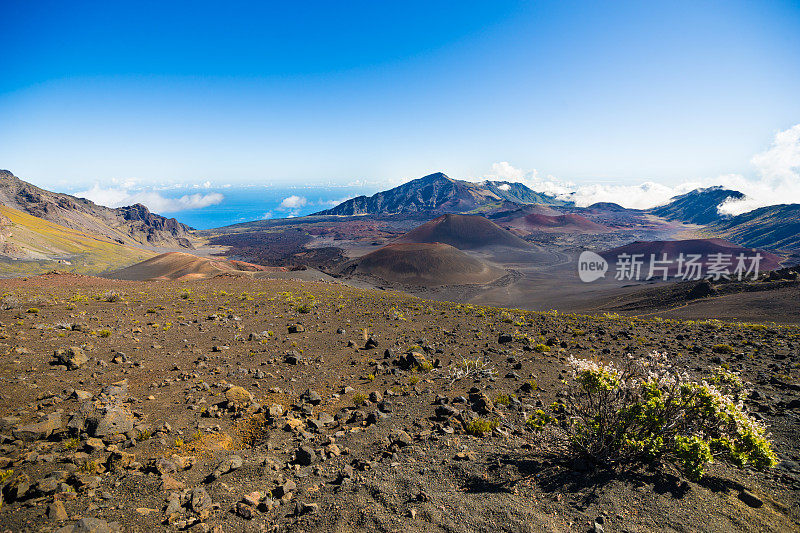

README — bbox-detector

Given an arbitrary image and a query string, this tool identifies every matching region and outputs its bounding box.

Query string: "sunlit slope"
[0,205,154,276]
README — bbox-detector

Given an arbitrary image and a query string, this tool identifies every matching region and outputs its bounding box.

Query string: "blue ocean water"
[155,185,372,230]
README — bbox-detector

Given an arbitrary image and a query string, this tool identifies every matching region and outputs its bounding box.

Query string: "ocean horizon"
[64,184,375,230]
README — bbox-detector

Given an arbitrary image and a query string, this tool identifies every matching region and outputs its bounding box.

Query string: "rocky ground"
[0,273,798,532]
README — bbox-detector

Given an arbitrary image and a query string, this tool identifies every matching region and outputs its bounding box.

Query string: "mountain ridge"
[0,169,195,248]
[314,172,567,216]
[650,187,744,225]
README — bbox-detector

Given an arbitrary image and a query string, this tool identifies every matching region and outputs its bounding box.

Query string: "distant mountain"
[0,169,194,248]
[491,205,607,233]
[314,172,567,216]
[519,213,607,232]
[650,187,744,225]
[712,204,800,251]
[395,214,531,249]
[587,202,628,212]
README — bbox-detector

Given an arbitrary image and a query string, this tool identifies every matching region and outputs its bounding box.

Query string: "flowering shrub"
[527,352,776,480]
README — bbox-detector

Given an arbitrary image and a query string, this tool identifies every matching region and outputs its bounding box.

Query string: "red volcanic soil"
[522,213,607,232]
[355,242,505,286]
[600,239,782,275]
[396,214,531,250]
[105,252,283,281]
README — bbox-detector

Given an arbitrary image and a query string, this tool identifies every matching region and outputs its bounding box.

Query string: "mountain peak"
[417,172,452,182]
[314,172,567,216]
[0,170,18,181]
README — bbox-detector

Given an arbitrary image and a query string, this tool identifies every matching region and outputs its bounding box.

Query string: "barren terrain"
[0,274,798,532]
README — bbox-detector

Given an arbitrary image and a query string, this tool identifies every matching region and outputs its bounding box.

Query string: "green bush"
[466,417,499,437]
[528,352,776,480]
[494,394,511,406]
[712,344,734,354]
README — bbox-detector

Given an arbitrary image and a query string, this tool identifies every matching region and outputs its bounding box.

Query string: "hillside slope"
[105,252,275,281]
[600,238,782,274]
[712,204,800,251]
[354,242,504,285]
[396,214,531,249]
[650,187,744,224]
[0,205,153,276]
[0,169,195,248]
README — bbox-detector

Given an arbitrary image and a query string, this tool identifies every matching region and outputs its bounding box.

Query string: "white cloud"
[569,181,699,209]
[481,124,800,213]
[483,165,699,209]
[497,183,511,191]
[489,161,526,181]
[76,184,224,213]
[716,124,800,215]
[279,195,308,209]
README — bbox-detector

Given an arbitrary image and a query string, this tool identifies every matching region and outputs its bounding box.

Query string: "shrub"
[495,394,511,406]
[712,344,734,354]
[528,352,776,480]
[26,308,39,314]
[0,295,20,310]
[353,393,368,406]
[466,417,499,437]
[415,360,433,372]
[533,343,551,353]
[97,329,111,338]
[447,357,497,383]
[0,469,13,484]
[102,290,123,302]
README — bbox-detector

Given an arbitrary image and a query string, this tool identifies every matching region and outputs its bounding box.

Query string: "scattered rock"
[296,445,316,465]
[47,500,68,520]
[56,518,121,533]
[13,411,63,441]
[54,346,88,370]
[210,454,244,480]
[225,386,253,409]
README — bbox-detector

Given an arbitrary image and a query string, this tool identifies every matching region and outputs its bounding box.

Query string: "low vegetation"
[528,352,777,480]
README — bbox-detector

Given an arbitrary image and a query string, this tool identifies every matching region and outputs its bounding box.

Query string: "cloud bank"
[76,184,224,213]
[484,123,800,214]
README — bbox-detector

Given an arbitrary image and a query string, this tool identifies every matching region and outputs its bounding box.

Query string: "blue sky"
[1,1,800,203]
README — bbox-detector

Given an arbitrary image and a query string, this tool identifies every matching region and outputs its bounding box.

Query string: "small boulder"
[211,454,243,480]
[54,346,88,370]
[296,445,316,465]
[14,411,63,441]
[190,486,213,512]
[225,386,253,409]
[56,518,121,533]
